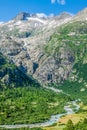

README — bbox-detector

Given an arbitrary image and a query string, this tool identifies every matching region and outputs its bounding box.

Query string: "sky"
[0,0,87,21]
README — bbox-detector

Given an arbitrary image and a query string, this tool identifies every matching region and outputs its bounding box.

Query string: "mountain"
[0,8,87,86]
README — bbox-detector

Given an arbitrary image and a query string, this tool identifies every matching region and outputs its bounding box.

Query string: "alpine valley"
[0,8,87,130]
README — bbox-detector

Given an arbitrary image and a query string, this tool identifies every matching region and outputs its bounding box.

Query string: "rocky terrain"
[0,8,87,86]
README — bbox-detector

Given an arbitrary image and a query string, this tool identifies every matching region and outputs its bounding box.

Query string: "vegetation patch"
[0,87,71,125]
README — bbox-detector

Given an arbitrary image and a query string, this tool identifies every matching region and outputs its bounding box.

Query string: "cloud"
[51,0,66,5]
[51,0,56,4]
[0,22,4,24]
[57,0,66,5]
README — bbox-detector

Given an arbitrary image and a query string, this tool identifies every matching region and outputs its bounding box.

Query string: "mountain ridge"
[13,11,72,21]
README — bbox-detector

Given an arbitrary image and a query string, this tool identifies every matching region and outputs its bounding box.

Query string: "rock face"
[35,45,75,84]
[0,53,39,88]
[0,9,87,85]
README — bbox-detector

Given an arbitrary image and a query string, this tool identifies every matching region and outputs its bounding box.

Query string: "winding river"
[0,100,80,129]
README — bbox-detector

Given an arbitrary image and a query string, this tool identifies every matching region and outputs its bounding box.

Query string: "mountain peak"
[59,12,72,17]
[54,12,72,21]
[13,12,30,21]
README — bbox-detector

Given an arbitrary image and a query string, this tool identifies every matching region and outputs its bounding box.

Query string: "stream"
[0,100,80,129]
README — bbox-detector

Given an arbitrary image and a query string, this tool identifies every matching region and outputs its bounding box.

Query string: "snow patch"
[27,17,47,24]
[36,13,47,19]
